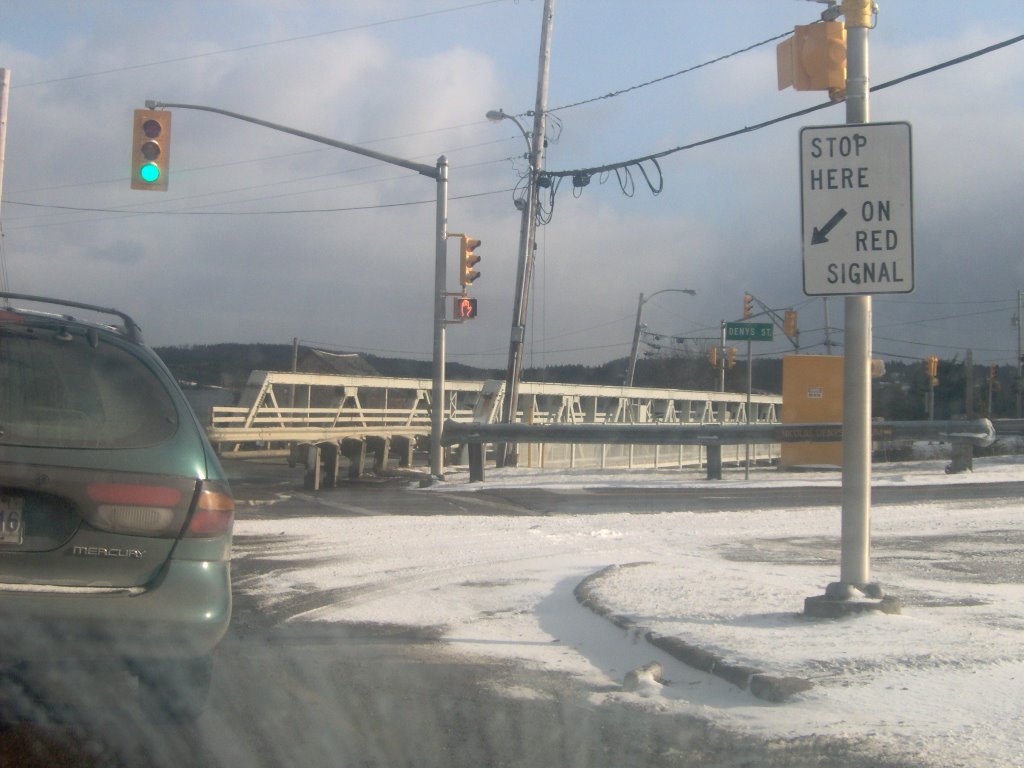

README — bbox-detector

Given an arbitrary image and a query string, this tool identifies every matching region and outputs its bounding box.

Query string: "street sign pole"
[745,339,752,480]
[805,0,899,616]
[840,3,874,598]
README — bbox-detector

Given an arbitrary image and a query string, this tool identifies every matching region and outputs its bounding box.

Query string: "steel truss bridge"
[207,371,783,475]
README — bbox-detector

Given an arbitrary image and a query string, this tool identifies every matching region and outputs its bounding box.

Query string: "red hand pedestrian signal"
[454,297,478,320]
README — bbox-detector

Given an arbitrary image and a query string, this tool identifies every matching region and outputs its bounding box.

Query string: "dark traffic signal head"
[777,21,846,94]
[131,109,171,191]
[784,310,798,337]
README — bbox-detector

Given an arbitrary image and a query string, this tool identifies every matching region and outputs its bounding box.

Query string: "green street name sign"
[725,322,773,341]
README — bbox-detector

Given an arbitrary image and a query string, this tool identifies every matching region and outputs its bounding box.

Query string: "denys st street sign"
[725,322,773,341]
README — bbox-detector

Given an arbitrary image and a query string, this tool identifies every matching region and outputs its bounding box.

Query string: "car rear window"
[0,325,179,449]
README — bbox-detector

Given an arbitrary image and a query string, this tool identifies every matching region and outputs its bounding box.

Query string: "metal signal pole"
[0,69,10,293]
[1018,290,1023,417]
[837,0,874,596]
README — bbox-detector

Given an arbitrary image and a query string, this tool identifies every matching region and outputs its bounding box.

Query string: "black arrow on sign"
[811,208,848,244]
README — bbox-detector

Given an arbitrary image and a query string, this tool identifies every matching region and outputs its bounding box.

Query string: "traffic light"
[454,296,478,320]
[926,355,939,379]
[776,21,846,93]
[989,363,998,382]
[459,235,481,287]
[742,293,754,319]
[708,346,718,368]
[130,109,171,191]
[784,310,798,337]
[726,347,737,368]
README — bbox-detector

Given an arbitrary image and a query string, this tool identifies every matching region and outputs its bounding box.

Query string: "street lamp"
[625,288,697,387]
[487,107,541,466]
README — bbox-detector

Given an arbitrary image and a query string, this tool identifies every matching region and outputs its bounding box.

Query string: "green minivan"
[0,293,233,720]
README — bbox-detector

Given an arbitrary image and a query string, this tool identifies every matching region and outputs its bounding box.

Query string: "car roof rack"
[0,292,144,344]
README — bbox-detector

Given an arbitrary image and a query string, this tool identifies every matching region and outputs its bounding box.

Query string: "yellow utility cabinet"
[781,355,843,468]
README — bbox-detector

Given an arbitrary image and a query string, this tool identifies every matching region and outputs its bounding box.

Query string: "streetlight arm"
[625,288,697,387]
[642,288,697,304]
[486,109,531,154]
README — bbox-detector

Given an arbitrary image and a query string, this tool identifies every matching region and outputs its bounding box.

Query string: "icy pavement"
[233,454,1024,768]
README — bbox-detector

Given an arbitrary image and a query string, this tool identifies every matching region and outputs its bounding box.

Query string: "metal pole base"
[804,582,901,618]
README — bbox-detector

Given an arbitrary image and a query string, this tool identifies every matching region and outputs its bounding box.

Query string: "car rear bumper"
[0,560,231,660]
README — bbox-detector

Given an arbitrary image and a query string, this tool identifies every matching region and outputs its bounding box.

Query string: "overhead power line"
[544,29,793,114]
[534,32,1024,221]
[14,0,507,89]
[3,187,515,218]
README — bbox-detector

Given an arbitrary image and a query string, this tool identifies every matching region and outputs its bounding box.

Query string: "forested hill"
[153,343,1017,421]
[152,343,778,394]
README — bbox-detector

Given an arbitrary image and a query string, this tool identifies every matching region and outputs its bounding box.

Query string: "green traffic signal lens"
[139,163,161,183]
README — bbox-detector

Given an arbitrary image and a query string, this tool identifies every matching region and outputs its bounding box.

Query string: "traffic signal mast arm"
[143,100,439,179]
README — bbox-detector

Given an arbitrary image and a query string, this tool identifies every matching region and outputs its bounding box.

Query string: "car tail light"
[88,482,185,536]
[185,482,234,538]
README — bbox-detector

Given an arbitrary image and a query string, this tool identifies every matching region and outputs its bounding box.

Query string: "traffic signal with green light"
[460,235,481,287]
[131,109,171,191]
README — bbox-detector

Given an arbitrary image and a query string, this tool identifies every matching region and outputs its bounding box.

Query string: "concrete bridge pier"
[302,442,342,490]
[365,436,391,473]
[391,436,415,468]
[341,438,367,479]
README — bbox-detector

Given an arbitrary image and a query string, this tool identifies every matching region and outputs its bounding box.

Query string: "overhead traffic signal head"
[459,235,481,288]
[742,293,754,319]
[926,355,939,378]
[708,346,718,368]
[131,109,171,191]
[784,310,798,337]
[726,347,737,368]
[776,21,846,94]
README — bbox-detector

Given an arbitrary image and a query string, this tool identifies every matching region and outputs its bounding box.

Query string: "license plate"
[0,497,25,545]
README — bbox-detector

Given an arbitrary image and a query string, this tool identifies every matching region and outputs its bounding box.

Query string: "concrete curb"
[574,563,814,703]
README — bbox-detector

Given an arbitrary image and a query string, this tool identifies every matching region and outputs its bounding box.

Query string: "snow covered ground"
[233,453,1024,768]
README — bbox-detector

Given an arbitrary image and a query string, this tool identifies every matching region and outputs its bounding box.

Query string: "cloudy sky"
[1,1,1022,370]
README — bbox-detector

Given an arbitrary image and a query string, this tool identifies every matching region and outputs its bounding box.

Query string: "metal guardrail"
[991,419,1024,436]
[442,418,996,448]
[443,418,996,482]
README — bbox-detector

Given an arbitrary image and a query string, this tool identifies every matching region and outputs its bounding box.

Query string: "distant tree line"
[154,343,1019,420]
